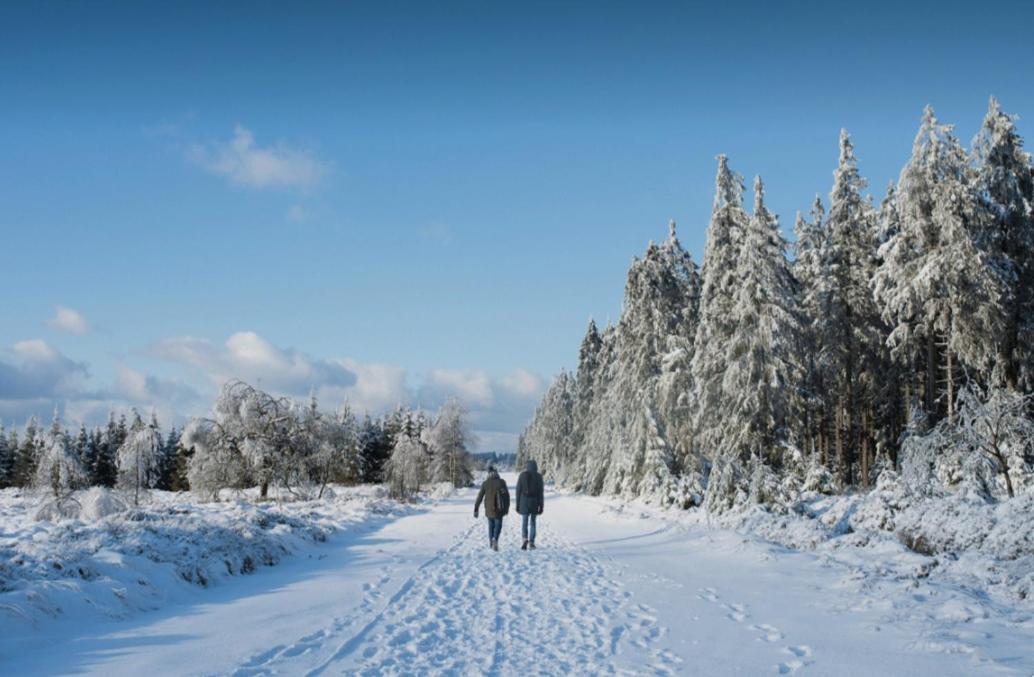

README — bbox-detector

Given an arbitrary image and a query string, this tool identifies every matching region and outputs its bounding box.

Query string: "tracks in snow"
[234,517,681,676]
[696,586,815,674]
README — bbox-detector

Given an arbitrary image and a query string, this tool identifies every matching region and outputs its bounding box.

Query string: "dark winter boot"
[529,541,536,550]
[489,539,495,550]
[492,539,499,552]
[521,540,528,550]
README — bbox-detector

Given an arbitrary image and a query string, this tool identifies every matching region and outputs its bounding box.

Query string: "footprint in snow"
[751,623,784,642]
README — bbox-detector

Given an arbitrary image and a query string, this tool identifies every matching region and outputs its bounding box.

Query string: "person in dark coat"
[515,460,544,550]
[474,466,510,551]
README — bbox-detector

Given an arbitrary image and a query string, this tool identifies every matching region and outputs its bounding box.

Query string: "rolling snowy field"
[3,476,1034,675]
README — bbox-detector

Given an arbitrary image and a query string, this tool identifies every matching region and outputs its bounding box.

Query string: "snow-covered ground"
[3,477,1034,675]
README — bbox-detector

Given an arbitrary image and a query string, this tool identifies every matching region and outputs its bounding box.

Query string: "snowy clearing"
[4,476,1034,675]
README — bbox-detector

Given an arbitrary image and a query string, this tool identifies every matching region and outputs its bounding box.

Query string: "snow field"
[5,478,1034,675]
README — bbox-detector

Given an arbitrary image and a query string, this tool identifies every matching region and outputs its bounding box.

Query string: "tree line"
[1,379,475,503]
[518,99,1034,512]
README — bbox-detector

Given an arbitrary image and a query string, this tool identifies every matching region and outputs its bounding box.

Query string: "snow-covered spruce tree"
[692,155,749,462]
[384,430,428,501]
[92,412,122,488]
[821,130,887,486]
[703,177,802,513]
[568,318,603,485]
[358,415,391,483]
[873,107,1004,423]
[33,413,87,497]
[656,221,703,478]
[971,97,1034,391]
[792,197,831,469]
[518,370,574,483]
[14,416,40,488]
[157,427,181,491]
[73,423,89,470]
[0,425,13,488]
[423,398,474,488]
[333,403,363,485]
[555,223,698,502]
[117,411,164,505]
[579,325,619,493]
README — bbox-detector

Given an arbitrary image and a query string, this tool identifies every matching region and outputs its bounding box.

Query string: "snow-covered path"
[7,479,1033,675]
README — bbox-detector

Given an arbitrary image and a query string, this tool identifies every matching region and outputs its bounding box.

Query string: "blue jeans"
[487,517,503,543]
[521,513,537,542]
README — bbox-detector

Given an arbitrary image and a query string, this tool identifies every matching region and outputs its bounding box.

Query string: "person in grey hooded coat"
[515,460,544,550]
[474,466,509,551]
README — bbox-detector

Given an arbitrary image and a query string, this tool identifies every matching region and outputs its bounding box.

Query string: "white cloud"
[45,306,90,335]
[414,367,546,451]
[188,125,329,190]
[500,368,544,398]
[149,331,356,396]
[0,339,88,400]
[422,369,495,408]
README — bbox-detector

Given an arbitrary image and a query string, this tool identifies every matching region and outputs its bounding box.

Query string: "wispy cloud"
[188,125,330,191]
[148,331,356,396]
[46,305,90,335]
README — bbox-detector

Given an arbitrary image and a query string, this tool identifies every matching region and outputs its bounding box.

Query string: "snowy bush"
[117,413,165,505]
[33,421,87,497]
[385,434,427,501]
[35,487,128,522]
[1,485,405,629]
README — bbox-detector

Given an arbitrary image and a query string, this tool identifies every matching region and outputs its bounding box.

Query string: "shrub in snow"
[422,398,475,489]
[33,420,87,497]
[384,434,427,501]
[35,487,127,521]
[117,413,165,506]
[182,417,246,500]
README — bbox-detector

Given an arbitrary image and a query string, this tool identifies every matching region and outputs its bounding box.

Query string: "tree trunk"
[925,332,937,418]
[859,407,870,488]
[835,400,845,487]
[945,344,955,424]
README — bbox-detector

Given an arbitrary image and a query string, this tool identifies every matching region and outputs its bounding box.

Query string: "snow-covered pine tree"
[73,423,89,469]
[656,221,703,478]
[971,97,1034,391]
[384,430,427,500]
[704,177,801,512]
[358,415,391,483]
[117,411,164,505]
[334,402,363,485]
[34,413,87,496]
[792,197,829,468]
[423,398,474,488]
[822,130,886,485]
[15,416,40,488]
[569,318,603,484]
[874,106,1004,423]
[518,370,574,483]
[157,427,181,490]
[692,155,749,461]
[0,425,12,488]
[580,325,619,493]
[94,412,121,487]
[602,225,701,499]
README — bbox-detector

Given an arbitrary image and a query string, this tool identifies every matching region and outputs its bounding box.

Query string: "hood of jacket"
[526,460,538,474]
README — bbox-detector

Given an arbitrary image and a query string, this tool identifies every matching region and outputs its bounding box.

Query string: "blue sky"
[2,0,1033,450]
